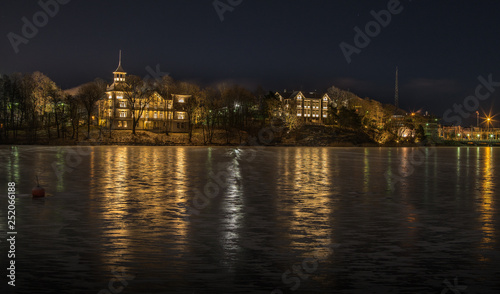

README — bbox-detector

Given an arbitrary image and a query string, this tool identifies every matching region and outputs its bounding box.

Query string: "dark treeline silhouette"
[0,72,434,145]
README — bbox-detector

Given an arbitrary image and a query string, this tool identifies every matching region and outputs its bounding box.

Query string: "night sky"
[1,0,500,126]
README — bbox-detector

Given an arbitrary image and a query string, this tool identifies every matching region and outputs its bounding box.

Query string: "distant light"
[457,134,461,137]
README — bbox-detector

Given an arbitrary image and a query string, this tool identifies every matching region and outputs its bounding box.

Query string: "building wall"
[277,91,332,124]
[99,90,190,132]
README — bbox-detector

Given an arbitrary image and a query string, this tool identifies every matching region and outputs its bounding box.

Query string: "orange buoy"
[32,175,45,198]
[32,185,45,198]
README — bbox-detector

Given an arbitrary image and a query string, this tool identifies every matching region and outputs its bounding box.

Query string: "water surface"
[0,146,499,293]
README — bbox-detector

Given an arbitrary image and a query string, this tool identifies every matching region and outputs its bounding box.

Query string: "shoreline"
[0,141,494,148]
[1,127,496,148]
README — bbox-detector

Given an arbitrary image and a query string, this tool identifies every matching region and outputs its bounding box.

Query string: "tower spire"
[114,50,125,73]
[394,66,399,110]
[113,50,126,83]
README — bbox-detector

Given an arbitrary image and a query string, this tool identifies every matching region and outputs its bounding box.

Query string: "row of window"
[296,95,329,102]
[297,113,327,118]
[113,111,186,120]
[108,94,186,104]
[299,105,324,109]
[108,100,177,109]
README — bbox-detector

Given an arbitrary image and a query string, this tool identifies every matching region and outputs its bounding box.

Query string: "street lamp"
[476,111,480,129]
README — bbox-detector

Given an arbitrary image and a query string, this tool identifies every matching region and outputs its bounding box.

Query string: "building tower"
[113,50,126,84]
[394,66,399,110]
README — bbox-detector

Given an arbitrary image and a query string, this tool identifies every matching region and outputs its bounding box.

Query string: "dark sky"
[1,0,500,126]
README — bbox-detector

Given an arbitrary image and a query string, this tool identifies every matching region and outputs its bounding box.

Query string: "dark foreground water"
[0,146,499,293]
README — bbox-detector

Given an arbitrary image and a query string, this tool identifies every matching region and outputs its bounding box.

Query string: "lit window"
[108,94,112,99]
[120,101,126,107]
[117,94,123,99]
[123,121,127,127]
[120,112,126,117]
[154,112,158,119]
[297,95,302,99]
[118,121,122,127]
[177,112,186,120]
[178,97,185,103]
[297,113,302,116]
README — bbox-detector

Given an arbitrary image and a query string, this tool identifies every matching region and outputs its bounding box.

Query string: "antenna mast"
[395,67,399,109]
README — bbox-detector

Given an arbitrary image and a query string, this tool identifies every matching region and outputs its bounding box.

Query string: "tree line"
[0,72,431,145]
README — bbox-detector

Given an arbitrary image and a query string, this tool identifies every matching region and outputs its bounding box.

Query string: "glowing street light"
[486,116,492,131]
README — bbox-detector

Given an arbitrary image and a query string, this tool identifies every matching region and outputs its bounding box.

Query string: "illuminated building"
[275,91,333,124]
[98,52,189,132]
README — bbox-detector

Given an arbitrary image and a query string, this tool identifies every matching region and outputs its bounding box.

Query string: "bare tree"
[156,76,176,135]
[32,72,58,140]
[199,87,222,144]
[20,74,38,142]
[119,75,154,135]
[176,81,200,142]
[78,79,106,138]
[66,94,81,140]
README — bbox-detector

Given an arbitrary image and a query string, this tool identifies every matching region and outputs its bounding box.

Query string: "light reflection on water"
[0,146,499,293]
[479,147,495,252]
